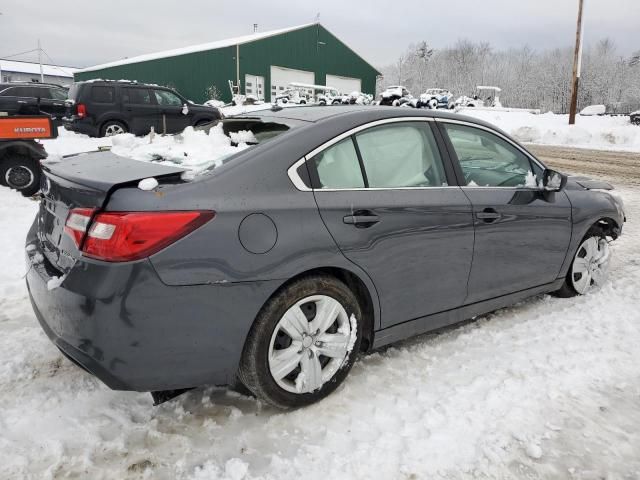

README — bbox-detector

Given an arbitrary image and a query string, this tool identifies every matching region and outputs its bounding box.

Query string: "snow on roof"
[77,23,317,74]
[0,60,78,78]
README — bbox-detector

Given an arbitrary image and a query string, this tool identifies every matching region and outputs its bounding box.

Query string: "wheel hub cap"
[268,294,354,394]
[571,236,611,294]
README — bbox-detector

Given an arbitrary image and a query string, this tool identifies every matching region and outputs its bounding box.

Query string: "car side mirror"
[181,103,189,115]
[542,169,567,192]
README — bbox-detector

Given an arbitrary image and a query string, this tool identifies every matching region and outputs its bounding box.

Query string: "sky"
[0,0,638,69]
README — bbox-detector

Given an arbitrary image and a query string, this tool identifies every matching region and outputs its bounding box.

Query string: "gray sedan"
[26,106,625,408]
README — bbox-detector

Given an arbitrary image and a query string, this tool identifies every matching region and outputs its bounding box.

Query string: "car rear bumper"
[25,223,280,392]
[62,118,99,137]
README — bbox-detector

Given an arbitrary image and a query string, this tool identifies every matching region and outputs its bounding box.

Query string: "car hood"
[564,175,614,191]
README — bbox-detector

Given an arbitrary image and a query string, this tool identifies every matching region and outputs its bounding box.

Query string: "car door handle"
[476,208,501,222]
[343,212,380,227]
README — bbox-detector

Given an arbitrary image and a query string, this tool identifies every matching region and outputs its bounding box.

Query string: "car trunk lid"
[37,152,185,271]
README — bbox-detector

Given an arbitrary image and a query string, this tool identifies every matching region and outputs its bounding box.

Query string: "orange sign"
[0,116,54,140]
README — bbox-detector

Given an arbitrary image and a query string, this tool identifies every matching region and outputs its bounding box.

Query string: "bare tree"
[379,38,640,113]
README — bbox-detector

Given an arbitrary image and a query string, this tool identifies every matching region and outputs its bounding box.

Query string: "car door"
[153,89,190,134]
[438,120,573,303]
[122,86,159,135]
[310,119,475,327]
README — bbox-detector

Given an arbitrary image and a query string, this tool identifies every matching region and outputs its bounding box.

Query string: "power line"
[0,48,40,60]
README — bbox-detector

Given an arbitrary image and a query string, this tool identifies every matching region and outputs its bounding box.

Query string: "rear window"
[67,84,80,101]
[91,86,115,103]
[50,88,68,101]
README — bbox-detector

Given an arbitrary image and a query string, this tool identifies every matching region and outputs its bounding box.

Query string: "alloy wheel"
[571,236,611,294]
[268,295,354,394]
[104,124,125,136]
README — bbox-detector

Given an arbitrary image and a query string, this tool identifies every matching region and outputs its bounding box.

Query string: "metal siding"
[75,25,379,103]
[75,48,236,103]
[239,25,378,98]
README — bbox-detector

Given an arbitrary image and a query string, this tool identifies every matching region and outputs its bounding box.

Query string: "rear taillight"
[76,103,86,118]
[82,211,214,262]
[64,208,96,247]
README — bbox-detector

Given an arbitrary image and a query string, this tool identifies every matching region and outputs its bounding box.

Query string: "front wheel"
[1,154,41,196]
[555,228,611,297]
[238,275,362,409]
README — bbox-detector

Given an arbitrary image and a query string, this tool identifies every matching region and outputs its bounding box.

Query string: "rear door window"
[33,87,52,99]
[123,87,152,105]
[91,86,116,103]
[355,122,448,188]
[313,137,365,189]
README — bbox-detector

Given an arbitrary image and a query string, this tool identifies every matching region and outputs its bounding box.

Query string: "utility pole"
[37,39,44,83]
[568,0,584,124]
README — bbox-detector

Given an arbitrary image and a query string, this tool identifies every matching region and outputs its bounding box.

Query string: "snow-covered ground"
[460,109,640,153]
[2,119,639,479]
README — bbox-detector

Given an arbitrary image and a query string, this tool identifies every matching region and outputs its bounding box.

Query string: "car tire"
[1,154,41,197]
[238,275,362,409]
[100,120,128,137]
[554,226,610,297]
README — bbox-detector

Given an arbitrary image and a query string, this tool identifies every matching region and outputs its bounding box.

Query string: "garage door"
[326,74,362,95]
[270,66,314,101]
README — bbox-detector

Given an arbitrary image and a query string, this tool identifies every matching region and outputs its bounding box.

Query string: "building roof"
[76,23,380,76]
[77,23,317,74]
[0,59,78,78]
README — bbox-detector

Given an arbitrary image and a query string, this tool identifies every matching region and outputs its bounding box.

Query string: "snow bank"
[460,109,640,152]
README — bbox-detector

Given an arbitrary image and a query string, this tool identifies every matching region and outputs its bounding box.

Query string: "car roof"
[76,79,168,89]
[0,82,65,89]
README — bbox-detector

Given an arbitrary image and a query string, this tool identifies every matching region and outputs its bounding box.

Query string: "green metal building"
[75,23,380,104]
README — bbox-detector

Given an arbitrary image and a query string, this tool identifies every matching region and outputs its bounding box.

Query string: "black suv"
[0,82,69,123]
[64,80,222,137]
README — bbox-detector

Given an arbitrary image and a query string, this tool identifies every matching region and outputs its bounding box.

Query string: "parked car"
[631,110,640,125]
[0,82,68,124]
[0,114,57,196]
[379,85,412,106]
[26,107,625,409]
[63,80,221,137]
[417,88,455,109]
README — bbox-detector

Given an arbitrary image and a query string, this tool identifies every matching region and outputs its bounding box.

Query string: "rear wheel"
[555,227,611,297]
[100,120,127,137]
[1,154,41,196]
[238,275,362,409]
